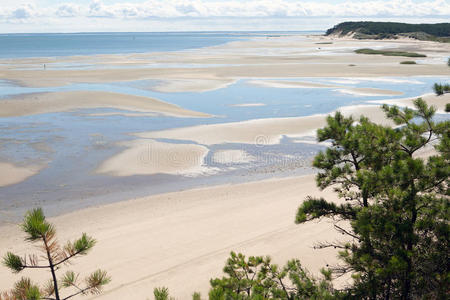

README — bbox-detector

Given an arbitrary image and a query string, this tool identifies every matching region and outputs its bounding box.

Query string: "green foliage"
[85,270,111,295]
[1,208,110,300]
[153,287,174,300]
[296,99,450,298]
[446,103,450,113]
[433,82,450,96]
[326,21,450,38]
[2,253,23,273]
[21,208,54,241]
[66,233,96,256]
[192,292,202,300]
[208,252,335,299]
[13,278,41,300]
[400,61,416,64]
[355,48,426,57]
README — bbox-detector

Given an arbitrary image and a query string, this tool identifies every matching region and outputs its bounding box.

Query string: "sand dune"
[0,174,345,299]
[0,91,211,118]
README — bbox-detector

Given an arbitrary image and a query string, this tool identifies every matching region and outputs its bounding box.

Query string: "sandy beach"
[0,174,344,299]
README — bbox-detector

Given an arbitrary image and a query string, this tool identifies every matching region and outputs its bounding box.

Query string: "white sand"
[152,78,236,93]
[248,80,338,89]
[0,174,345,299]
[0,91,210,118]
[0,162,42,187]
[96,139,211,177]
[249,79,403,96]
[336,88,403,96]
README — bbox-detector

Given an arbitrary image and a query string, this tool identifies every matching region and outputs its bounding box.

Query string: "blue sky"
[1,0,449,33]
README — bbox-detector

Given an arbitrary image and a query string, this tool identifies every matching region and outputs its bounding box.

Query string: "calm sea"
[0,31,322,58]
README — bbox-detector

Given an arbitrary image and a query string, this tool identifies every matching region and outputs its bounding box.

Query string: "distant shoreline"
[0,31,323,59]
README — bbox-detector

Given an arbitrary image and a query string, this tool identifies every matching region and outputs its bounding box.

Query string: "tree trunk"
[43,236,60,300]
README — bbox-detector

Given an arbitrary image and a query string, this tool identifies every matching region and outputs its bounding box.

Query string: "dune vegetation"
[355,48,426,57]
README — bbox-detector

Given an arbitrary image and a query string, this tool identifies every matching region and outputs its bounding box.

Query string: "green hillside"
[326,21,450,42]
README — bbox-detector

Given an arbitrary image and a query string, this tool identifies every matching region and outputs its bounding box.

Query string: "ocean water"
[0,31,320,58]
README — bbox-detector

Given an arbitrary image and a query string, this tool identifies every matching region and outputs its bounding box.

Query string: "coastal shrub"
[400,61,416,64]
[208,252,335,299]
[433,83,450,95]
[446,103,450,112]
[1,208,110,300]
[152,288,203,300]
[296,99,449,298]
[153,287,174,300]
[355,48,426,57]
[448,57,450,66]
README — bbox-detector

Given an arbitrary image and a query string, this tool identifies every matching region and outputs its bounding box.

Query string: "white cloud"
[9,4,39,19]
[3,0,449,20]
[55,4,81,17]
[0,0,448,32]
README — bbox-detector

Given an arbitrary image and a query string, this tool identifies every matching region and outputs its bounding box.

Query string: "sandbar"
[249,79,403,96]
[0,91,210,118]
[96,139,211,177]
[0,162,42,187]
[136,105,394,146]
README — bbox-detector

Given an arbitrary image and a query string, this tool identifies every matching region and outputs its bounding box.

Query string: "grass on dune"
[355,48,426,57]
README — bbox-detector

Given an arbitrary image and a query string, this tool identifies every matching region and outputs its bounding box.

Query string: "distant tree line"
[326,21,450,37]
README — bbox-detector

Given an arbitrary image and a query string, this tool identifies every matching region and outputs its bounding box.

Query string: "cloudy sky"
[1,0,449,33]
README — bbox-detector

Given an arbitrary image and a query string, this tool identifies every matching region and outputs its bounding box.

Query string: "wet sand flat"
[0,90,211,118]
[0,162,43,187]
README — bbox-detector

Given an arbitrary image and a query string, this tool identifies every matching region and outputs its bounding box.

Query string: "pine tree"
[295,99,449,299]
[208,252,335,299]
[1,208,110,300]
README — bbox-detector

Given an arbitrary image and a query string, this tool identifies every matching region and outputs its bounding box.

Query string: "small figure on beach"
[43,64,46,70]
